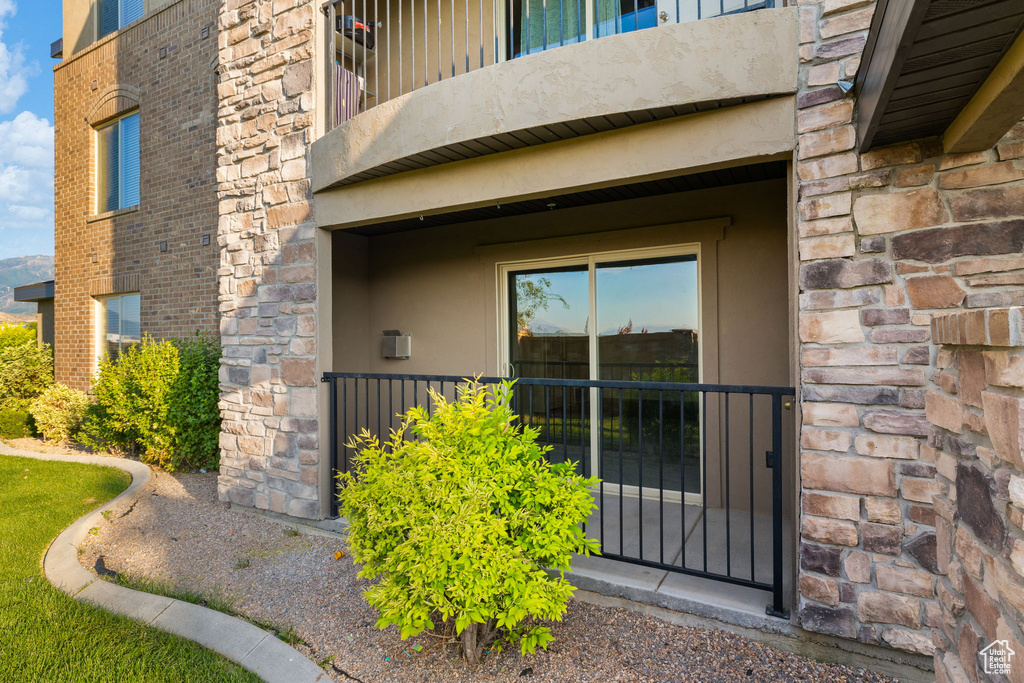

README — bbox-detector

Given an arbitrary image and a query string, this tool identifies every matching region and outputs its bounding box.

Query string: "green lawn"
[0,454,260,683]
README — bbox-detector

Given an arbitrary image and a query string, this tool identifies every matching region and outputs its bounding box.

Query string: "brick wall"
[53,0,220,390]
[795,0,1024,669]
[214,0,322,518]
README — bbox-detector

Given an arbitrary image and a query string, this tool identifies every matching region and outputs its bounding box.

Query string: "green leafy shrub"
[0,405,32,439]
[78,333,221,470]
[339,380,599,666]
[0,333,52,407]
[166,334,222,470]
[30,383,91,442]
[0,322,37,350]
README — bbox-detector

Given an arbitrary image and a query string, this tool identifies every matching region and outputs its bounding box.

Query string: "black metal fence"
[322,371,794,617]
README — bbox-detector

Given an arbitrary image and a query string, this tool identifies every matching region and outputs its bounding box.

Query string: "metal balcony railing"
[322,370,794,617]
[323,0,776,128]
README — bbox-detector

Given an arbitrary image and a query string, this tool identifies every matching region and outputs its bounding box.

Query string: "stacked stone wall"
[926,309,1024,683]
[214,0,322,518]
[796,0,1024,669]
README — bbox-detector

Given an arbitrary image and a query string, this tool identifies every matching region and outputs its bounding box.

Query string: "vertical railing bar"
[342,378,348,473]
[465,0,470,73]
[328,376,338,515]
[562,385,568,462]
[386,0,390,101]
[559,0,564,46]
[749,392,755,579]
[725,392,731,578]
[701,390,708,573]
[593,387,603,550]
[374,0,379,104]
[638,387,643,561]
[364,378,370,438]
[633,0,637,32]
[545,385,551,449]
[542,0,547,52]
[525,0,530,55]
[377,377,382,446]
[528,385,536,432]
[423,0,428,87]
[353,378,359,469]
[576,0,581,41]
[405,0,410,93]
[362,0,367,112]
[618,388,624,556]
[451,0,456,78]
[679,389,686,568]
[658,390,664,565]
[388,378,393,435]
[438,0,443,83]
[770,393,786,617]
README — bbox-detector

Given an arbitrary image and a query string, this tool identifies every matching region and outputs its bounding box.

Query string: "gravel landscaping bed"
[80,469,899,683]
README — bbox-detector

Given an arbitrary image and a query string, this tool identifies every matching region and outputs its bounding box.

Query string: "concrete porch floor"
[568,493,794,631]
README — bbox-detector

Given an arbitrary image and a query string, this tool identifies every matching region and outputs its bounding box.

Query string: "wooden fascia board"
[854,0,932,151]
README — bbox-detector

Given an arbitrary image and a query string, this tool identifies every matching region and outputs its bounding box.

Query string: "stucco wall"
[312,7,798,191]
[331,178,794,515]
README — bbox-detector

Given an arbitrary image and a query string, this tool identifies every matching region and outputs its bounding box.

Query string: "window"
[96,111,140,213]
[501,246,703,499]
[99,0,143,38]
[96,293,141,362]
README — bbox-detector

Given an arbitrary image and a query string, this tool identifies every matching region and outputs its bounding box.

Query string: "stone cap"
[931,307,1023,347]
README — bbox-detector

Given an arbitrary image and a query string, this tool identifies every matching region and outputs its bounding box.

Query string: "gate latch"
[766,450,776,469]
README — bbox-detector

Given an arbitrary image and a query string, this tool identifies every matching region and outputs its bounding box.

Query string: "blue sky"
[0,0,60,260]
[519,258,700,335]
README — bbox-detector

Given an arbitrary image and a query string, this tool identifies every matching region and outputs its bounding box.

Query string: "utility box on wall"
[381,330,411,359]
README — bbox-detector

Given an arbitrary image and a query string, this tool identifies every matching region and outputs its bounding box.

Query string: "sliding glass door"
[504,246,702,500]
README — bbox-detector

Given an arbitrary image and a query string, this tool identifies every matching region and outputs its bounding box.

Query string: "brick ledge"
[931,307,1023,347]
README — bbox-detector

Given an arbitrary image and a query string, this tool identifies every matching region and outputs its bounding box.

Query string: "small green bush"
[30,383,91,442]
[166,334,222,470]
[78,333,222,470]
[0,405,32,439]
[0,339,53,407]
[339,380,599,666]
[0,322,37,350]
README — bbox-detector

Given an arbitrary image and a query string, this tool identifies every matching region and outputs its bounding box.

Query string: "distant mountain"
[0,255,54,318]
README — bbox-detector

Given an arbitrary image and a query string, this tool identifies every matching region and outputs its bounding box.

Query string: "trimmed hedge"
[30,384,91,442]
[78,334,222,471]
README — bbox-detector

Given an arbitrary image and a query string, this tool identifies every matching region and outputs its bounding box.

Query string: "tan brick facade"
[53,0,220,390]
[795,0,1024,672]
[214,0,322,518]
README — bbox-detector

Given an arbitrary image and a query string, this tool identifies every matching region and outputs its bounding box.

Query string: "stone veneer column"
[794,0,1024,663]
[926,309,1024,683]
[215,0,322,518]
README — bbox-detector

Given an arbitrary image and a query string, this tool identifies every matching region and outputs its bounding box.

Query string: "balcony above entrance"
[312,6,797,193]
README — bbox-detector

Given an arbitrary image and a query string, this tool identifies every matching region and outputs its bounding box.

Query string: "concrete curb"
[0,442,328,683]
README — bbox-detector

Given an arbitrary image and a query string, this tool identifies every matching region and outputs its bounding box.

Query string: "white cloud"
[0,111,53,168]
[0,110,54,259]
[0,0,31,115]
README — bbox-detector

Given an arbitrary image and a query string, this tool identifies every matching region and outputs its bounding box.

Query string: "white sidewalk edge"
[0,441,329,683]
